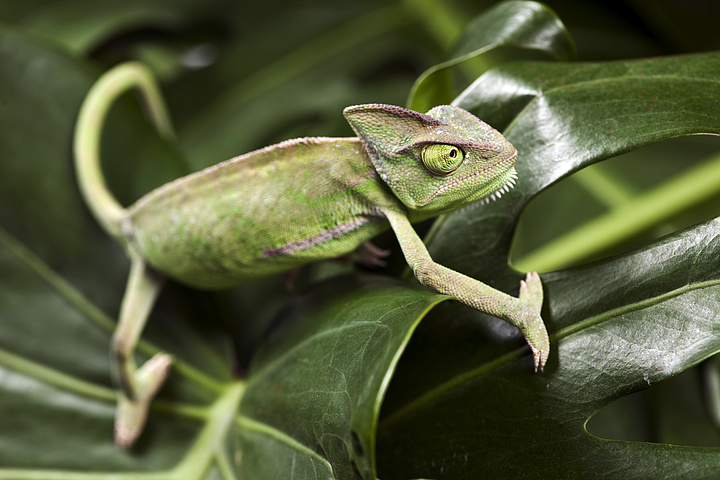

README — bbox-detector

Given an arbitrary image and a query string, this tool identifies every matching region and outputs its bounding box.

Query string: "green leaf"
[407,0,575,112]
[432,52,720,278]
[238,276,445,479]
[4,2,720,479]
[0,17,447,480]
[176,5,412,169]
[378,217,720,479]
[2,0,218,53]
[373,52,720,478]
[0,24,238,478]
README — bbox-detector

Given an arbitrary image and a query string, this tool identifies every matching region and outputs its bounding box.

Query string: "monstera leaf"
[374,53,720,478]
[407,0,576,112]
[2,2,720,480]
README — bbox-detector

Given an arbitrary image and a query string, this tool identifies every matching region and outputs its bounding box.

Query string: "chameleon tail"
[74,63,176,447]
[73,62,175,243]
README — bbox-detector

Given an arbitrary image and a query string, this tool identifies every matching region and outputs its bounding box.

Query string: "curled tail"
[73,62,175,243]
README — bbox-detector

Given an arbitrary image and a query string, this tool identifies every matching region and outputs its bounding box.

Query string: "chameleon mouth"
[477,168,517,205]
[420,150,518,206]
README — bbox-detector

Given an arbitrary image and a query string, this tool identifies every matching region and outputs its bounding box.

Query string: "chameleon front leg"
[383,210,549,371]
[113,253,172,447]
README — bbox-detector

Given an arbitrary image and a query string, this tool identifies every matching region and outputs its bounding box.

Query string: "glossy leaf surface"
[1,2,720,479]
[407,0,575,112]
[376,52,720,479]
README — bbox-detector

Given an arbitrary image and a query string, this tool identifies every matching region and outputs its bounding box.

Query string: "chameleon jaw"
[477,168,518,205]
[419,150,518,207]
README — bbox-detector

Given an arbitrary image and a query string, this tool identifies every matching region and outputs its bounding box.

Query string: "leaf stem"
[0,348,116,401]
[181,4,411,158]
[402,0,465,49]
[171,383,245,479]
[214,449,238,480]
[0,225,115,331]
[380,276,720,431]
[552,278,720,341]
[0,225,224,394]
[0,383,245,480]
[514,145,720,272]
[236,416,334,471]
[571,163,636,207]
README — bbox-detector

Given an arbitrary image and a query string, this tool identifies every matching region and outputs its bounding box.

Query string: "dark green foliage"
[1,1,719,478]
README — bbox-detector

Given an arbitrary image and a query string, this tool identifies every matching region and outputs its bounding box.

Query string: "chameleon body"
[73,63,549,447]
[129,124,516,287]
[128,138,389,288]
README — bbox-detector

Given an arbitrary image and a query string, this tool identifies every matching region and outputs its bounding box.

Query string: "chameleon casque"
[73,62,549,447]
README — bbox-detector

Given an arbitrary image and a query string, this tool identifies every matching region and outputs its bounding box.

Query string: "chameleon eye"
[421,144,465,175]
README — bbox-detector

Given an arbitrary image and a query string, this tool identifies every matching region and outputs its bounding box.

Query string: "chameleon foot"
[530,341,550,373]
[518,272,549,372]
[523,317,550,373]
[355,241,391,267]
[114,353,173,448]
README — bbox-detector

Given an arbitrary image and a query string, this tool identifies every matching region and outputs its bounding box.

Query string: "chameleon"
[73,62,549,448]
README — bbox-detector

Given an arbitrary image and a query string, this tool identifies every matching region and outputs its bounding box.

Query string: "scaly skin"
[73,62,549,447]
[127,137,395,289]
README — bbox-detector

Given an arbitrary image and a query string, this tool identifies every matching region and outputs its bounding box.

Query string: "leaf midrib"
[503,74,720,135]
[379,276,720,430]
[0,224,225,394]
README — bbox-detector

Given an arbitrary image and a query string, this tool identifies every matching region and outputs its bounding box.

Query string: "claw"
[531,344,549,373]
[354,241,391,268]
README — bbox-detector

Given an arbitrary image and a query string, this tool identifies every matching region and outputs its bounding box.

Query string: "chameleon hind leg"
[112,253,172,447]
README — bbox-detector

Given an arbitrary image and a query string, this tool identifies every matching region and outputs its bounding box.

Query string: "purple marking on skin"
[262,217,369,257]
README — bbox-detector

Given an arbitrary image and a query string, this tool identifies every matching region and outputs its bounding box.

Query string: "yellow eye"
[421,144,464,175]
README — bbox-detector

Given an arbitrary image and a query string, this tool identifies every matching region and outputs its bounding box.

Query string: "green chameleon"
[73,62,550,448]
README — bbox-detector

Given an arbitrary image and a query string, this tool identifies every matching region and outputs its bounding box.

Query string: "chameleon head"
[343,104,518,217]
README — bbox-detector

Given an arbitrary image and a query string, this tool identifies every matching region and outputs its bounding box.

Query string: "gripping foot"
[518,272,549,372]
[115,353,173,448]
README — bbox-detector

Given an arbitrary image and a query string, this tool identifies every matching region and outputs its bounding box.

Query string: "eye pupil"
[449,148,457,158]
